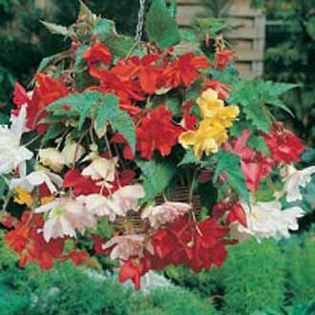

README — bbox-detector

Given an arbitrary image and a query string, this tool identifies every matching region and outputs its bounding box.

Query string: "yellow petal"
[179,131,197,148]
[14,187,33,207]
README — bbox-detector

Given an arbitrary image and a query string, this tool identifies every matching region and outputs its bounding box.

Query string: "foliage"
[255,0,315,146]
[165,229,315,314]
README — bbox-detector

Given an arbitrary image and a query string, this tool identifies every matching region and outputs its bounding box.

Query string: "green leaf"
[42,124,65,143]
[40,20,69,36]
[145,0,180,47]
[213,151,249,204]
[78,0,95,24]
[36,52,64,73]
[137,159,176,204]
[178,149,209,167]
[106,35,135,58]
[92,18,116,42]
[95,94,120,129]
[178,149,198,166]
[47,91,101,127]
[229,80,297,132]
[247,135,270,156]
[0,176,7,196]
[95,94,136,153]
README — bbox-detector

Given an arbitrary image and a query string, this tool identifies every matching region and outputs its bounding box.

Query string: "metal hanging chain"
[135,0,146,43]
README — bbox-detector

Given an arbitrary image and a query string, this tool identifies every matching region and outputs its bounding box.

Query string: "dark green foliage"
[256,0,315,146]
[0,0,140,112]
[145,0,180,47]
[285,236,315,304]
[222,239,286,314]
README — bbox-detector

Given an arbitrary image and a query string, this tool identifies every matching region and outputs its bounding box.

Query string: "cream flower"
[35,197,97,241]
[102,234,153,261]
[0,105,33,174]
[82,155,118,188]
[78,184,145,222]
[141,202,191,228]
[38,148,65,172]
[281,164,315,202]
[61,141,85,165]
[234,199,304,241]
[10,169,63,194]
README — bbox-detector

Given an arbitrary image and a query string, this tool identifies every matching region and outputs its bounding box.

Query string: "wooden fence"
[176,0,265,79]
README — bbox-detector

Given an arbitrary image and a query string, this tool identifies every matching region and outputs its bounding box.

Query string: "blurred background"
[0,0,314,314]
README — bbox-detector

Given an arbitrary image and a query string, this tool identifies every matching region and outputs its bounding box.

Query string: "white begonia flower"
[234,199,305,241]
[141,202,191,229]
[61,141,85,166]
[281,164,315,202]
[102,234,154,261]
[38,142,86,173]
[38,148,65,173]
[82,155,118,188]
[78,184,145,222]
[10,169,63,194]
[35,197,97,242]
[0,105,33,174]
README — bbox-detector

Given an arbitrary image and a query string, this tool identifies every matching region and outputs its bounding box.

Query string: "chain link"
[135,0,146,43]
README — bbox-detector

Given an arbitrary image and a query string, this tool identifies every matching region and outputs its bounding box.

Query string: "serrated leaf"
[92,18,116,42]
[247,135,270,156]
[178,149,209,167]
[243,103,273,133]
[95,94,119,129]
[145,0,180,47]
[78,0,95,24]
[178,149,198,166]
[95,94,136,153]
[106,35,135,58]
[137,159,175,204]
[213,151,249,204]
[36,52,64,73]
[42,124,64,143]
[40,20,69,36]
[47,91,101,127]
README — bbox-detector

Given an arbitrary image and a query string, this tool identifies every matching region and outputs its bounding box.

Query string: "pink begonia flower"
[280,164,315,202]
[0,105,33,175]
[233,199,304,241]
[35,197,97,242]
[102,234,154,261]
[141,202,191,228]
[224,130,273,191]
[82,154,118,188]
[78,184,145,222]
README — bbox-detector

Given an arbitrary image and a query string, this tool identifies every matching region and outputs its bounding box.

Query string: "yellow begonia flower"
[179,88,240,159]
[197,88,240,127]
[179,120,229,159]
[14,187,33,207]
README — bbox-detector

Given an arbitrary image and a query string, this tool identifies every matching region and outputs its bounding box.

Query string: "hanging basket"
[114,186,202,234]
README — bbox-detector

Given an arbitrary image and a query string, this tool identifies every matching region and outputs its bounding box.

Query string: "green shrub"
[221,239,285,314]
[286,235,315,304]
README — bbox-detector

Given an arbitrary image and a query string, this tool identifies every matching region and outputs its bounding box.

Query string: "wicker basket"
[115,186,201,234]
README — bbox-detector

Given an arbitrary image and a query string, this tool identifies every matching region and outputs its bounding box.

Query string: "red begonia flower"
[112,54,163,94]
[88,67,145,103]
[83,42,112,65]
[226,203,247,227]
[162,53,210,88]
[215,49,236,71]
[119,260,147,290]
[66,250,96,267]
[136,105,183,159]
[181,101,198,130]
[262,122,305,164]
[5,211,64,269]
[12,74,69,134]
[204,79,231,100]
